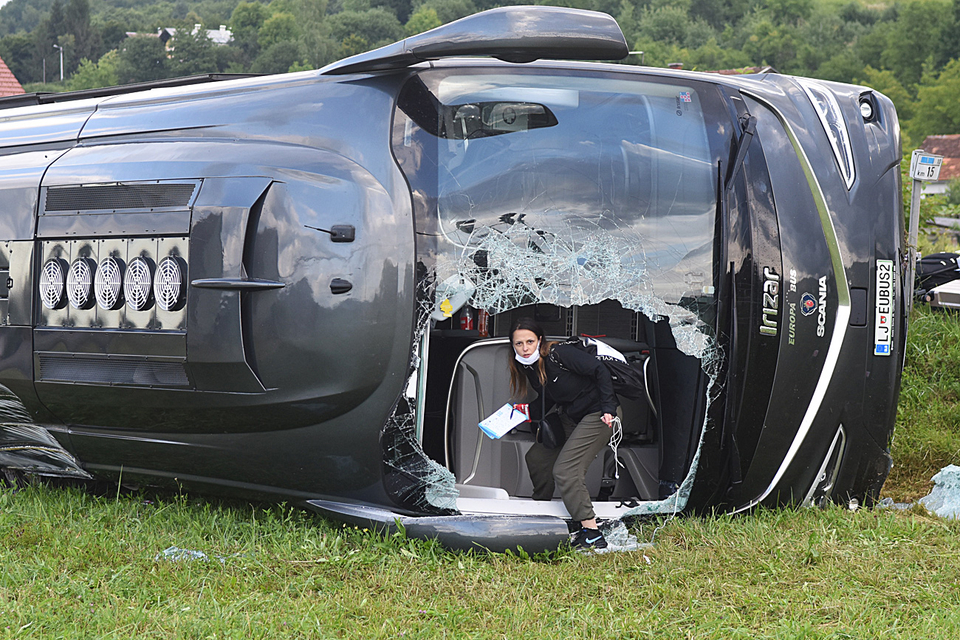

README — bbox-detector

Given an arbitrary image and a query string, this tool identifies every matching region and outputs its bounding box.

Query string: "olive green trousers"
[525,408,619,522]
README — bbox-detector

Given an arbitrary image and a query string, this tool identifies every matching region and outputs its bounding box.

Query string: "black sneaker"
[570,527,608,551]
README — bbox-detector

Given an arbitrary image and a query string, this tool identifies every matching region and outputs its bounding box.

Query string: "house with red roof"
[0,54,24,97]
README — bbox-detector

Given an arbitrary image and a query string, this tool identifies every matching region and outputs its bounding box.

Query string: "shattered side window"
[388,67,732,514]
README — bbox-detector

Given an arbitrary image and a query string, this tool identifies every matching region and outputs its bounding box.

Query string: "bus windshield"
[394,67,731,328]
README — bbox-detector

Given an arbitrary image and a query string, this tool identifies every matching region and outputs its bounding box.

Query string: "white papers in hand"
[479,403,528,439]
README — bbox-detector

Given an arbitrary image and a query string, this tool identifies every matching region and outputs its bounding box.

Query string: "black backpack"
[555,336,647,401]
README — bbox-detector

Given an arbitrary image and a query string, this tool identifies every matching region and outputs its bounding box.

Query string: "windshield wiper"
[725,115,757,192]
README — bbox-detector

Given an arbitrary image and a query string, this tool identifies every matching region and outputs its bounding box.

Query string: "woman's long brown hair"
[508,317,549,399]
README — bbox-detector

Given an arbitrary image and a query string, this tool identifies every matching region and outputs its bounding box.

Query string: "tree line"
[2,0,960,145]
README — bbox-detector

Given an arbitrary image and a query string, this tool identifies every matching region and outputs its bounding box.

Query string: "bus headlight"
[797,78,856,189]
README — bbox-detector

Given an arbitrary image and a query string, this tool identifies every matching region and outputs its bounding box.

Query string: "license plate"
[874,259,895,356]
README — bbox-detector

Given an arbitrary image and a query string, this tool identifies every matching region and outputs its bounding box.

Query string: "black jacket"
[544,342,619,423]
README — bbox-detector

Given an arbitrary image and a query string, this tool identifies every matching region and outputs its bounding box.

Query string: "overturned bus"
[0,7,906,551]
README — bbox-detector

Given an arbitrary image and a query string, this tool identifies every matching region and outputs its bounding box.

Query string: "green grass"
[1,317,958,639]
[5,230,960,636]
[2,484,960,638]
[886,306,960,500]
[1,313,960,638]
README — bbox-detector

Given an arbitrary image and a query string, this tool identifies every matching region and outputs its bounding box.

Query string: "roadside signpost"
[908,149,943,315]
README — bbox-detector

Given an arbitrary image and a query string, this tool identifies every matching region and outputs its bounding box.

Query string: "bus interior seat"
[448,339,662,502]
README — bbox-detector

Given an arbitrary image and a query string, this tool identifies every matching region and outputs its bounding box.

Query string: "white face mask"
[514,341,541,366]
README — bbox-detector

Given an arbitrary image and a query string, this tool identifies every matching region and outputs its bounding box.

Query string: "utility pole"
[53,44,63,82]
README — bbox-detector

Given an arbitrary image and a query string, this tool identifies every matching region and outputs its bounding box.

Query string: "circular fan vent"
[154,256,185,312]
[39,258,67,310]
[124,257,154,311]
[95,257,124,310]
[66,258,96,309]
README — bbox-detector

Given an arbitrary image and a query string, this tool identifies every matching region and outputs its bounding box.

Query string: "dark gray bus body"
[0,8,905,551]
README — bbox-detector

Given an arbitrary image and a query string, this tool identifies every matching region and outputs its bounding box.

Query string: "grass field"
[885,306,960,501]
[3,480,960,638]
[0,306,958,639]
[5,198,960,637]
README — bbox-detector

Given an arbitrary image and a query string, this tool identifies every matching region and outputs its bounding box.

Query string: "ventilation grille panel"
[38,353,190,387]
[44,182,198,213]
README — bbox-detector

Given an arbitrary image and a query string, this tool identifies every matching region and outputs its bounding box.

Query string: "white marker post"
[908,150,943,315]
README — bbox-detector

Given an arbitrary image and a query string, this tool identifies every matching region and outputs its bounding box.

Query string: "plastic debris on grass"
[876,497,913,511]
[918,464,960,519]
[156,546,226,563]
[877,464,960,518]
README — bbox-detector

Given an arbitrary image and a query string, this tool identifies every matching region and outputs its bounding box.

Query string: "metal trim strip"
[190,278,285,291]
[800,425,847,506]
[734,90,851,513]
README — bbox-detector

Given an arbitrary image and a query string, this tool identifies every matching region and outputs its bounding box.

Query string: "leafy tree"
[230,1,270,60]
[65,0,98,65]
[637,6,691,46]
[853,19,895,72]
[816,48,865,84]
[0,33,35,85]
[939,0,960,66]
[98,20,129,55]
[33,0,67,82]
[839,1,881,26]
[616,0,639,45]
[66,50,118,90]
[629,37,685,68]
[299,26,339,69]
[759,0,813,25]
[252,39,304,72]
[372,0,414,22]
[945,177,960,204]
[741,17,803,72]
[690,0,758,31]
[259,11,300,49]
[0,0,57,37]
[412,0,476,24]
[684,39,752,71]
[880,0,951,90]
[405,7,441,36]
[115,34,168,84]
[338,32,370,58]
[472,0,523,10]
[288,59,314,72]
[168,24,220,76]
[265,0,338,69]
[6,0,960,93]
[338,0,370,10]
[907,59,960,143]
[632,4,718,51]
[328,8,404,49]
[795,9,853,75]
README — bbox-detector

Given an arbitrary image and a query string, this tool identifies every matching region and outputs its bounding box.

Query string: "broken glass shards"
[391,67,727,522]
[0,384,91,481]
[381,382,460,515]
